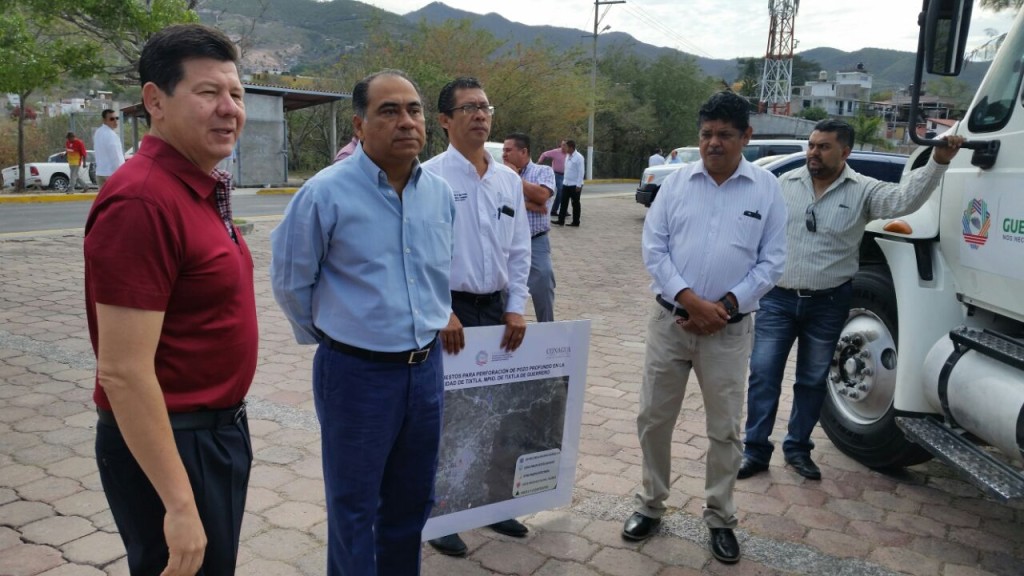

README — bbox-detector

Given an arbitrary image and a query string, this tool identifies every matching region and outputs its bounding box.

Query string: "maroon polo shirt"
[84,135,258,412]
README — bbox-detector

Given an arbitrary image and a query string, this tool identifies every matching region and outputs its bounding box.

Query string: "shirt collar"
[353,140,422,188]
[690,156,756,184]
[446,143,493,176]
[787,162,860,196]
[136,135,219,199]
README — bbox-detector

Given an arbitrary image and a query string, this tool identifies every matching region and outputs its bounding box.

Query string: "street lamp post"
[587,0,625,181]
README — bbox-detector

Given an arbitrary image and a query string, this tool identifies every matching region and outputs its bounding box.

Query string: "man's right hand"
[676,289,729,335]
[440,313,465,354]
[161,504,206,576]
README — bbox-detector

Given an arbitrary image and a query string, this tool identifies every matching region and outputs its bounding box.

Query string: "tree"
[736,58,760,97]
[928,76,973,114]
[848,114,887,150]
[44,0,199,80]
[798,106,828,121]
[0,4,102,190]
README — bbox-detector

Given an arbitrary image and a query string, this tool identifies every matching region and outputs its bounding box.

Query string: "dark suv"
[761,150,908,182]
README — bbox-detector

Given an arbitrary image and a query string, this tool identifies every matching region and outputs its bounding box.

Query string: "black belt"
[97,403,246,430]
[656,295,746,324]
[532,230,548,239]
[554,171,564,176]
[325,335,435,364]
[777,280,851,298]
[451,290,502,306]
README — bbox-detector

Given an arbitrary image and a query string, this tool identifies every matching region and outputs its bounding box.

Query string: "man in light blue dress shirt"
[622,91,787,565]
[270,70,456,576]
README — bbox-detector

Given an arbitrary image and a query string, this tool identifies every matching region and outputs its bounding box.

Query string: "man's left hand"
[933,135,966,165]
[500,312,527,352]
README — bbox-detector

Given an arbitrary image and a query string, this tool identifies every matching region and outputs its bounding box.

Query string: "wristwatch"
[719,296,739,319]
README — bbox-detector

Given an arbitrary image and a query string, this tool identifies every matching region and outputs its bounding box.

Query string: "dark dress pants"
[557,186,582,225]
[314,342,444,576]
[95,414,252,576]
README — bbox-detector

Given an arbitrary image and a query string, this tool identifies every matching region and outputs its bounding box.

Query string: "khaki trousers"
[634,302,752,529]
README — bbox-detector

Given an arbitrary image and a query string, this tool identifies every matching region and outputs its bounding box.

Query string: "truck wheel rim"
[827,308,897,425]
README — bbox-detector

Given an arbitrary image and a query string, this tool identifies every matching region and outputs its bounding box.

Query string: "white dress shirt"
[93,124,125,177]
[642,158,787,313]
[563,150,585,187]
[422,145,532,315]
[649,153,666,167]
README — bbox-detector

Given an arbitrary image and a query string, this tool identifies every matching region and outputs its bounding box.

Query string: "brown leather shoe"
[621,512,660,541]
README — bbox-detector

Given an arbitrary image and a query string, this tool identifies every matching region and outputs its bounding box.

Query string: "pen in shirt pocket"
[742,210,762,220]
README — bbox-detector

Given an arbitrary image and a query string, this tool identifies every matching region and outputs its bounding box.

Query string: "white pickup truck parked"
[2,151,97,192]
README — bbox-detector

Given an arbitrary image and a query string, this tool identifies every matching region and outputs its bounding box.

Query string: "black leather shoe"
[785,454,822,480]
[567,222,580,227]
[428,533,467,556]
[621,512,660,541]
[489,518,528,537]
[709,528,740,563]
[737,457,769,479]
[551,219,565,226]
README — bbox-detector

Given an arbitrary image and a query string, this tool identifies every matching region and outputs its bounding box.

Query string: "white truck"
[819,0,1024,501]
[2,151,96,192]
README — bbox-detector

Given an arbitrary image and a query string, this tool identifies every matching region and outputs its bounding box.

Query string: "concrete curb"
[0,192,97,204]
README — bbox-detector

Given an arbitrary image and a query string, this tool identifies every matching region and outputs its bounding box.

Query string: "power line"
[621,4,712,58]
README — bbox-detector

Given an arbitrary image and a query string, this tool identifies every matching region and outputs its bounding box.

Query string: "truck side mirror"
[924,0,974,76]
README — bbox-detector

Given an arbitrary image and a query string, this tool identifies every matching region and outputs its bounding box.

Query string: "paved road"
[1,194,1020,575]
[0,183,638,234]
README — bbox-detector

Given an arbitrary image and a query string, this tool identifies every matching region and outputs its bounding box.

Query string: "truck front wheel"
[819,265,932,469]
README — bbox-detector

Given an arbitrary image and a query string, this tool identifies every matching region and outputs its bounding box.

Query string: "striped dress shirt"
[777,158,949,291]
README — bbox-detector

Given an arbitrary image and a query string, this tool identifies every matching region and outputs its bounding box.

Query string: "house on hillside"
[790,64,873,117]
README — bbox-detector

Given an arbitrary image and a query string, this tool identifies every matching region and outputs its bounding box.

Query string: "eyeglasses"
[447,104,495,116]
[106,117,118,123]
[805,204,817,233]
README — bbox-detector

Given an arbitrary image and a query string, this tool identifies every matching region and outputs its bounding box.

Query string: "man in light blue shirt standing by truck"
[270,69,457,576]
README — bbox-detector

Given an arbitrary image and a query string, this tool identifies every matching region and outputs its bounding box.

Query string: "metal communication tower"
[759,0,799,115]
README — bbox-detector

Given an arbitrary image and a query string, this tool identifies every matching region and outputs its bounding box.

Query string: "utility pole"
[587,0,625,180]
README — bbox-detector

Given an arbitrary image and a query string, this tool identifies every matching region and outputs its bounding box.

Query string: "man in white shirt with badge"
[422,76,532,558]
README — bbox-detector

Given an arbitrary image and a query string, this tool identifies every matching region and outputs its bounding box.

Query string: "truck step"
[949,326,1024,372]
[896,416,1024,502]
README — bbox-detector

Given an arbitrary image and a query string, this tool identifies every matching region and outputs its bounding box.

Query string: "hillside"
[197,0,988,92]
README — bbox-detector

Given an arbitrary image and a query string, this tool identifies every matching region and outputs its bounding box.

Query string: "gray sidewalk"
[1,196,1022,576]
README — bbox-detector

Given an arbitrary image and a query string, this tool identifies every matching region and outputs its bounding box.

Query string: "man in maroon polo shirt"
[83,24,256,576]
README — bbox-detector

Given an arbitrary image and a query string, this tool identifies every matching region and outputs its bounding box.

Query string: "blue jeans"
[550,173,564,216]
[743,283,852,463]
[314,342,443,576]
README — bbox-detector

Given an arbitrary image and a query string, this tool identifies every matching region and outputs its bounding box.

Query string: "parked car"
[636,140,808,207]
[759,149,908,182]
[2,151,97,192]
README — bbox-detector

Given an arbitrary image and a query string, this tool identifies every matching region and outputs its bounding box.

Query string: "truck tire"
[50,175,70,192]
[820,265,932,469]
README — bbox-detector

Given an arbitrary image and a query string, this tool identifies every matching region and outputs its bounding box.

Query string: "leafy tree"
[45,0,199,80]
[928,76,973,113]
[736,58,760,97]
[848,114,887,150]
[798,106,828,121]
[0,4,102,190]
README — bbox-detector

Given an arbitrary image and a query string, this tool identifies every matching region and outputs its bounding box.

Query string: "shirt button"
[405,248,411,254]
[409,279,415,284]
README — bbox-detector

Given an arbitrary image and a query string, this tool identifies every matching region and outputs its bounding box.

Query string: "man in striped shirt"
[739,119,965,482]
[503,132,557,322]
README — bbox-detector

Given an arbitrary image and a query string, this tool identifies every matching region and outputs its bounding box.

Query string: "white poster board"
[422,320,591,540]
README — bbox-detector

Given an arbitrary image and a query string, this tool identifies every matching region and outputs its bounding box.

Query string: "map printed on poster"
[422,320,591,541]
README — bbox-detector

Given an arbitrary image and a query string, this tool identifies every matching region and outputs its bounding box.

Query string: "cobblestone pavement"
[2,195,1022,576]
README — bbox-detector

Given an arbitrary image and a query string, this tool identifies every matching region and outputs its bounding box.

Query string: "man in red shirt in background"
[64,132,87,193]
[83,23,256,576]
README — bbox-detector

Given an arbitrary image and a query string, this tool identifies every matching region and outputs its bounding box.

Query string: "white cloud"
[364,0,1016,60]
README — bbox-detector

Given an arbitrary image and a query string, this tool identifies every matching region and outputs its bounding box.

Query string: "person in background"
[503,132,556,322]
[65,131,88,193]
[423,76,531,558]
[271,69,455,576]
[93,109,126,190]
[648,147,665,166]
[621,91,786,566]
[538,139,567,217]
[552,140,584,227]
[84,23,255,576]
[738,119,965,482]
[332,135,359,163]
[667,149,682,164]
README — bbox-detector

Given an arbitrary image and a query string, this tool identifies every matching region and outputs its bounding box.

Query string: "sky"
[361,0,1016,60]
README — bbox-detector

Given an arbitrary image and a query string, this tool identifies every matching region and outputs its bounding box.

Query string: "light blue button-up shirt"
[270,144,455,351]
[642,157,787,314]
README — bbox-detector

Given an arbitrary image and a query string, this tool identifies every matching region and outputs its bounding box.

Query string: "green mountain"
[198,0,988,92]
